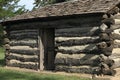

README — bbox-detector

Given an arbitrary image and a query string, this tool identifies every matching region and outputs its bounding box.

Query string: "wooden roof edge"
[0,12,104,26]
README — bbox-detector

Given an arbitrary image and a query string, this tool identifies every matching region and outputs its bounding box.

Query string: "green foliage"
[0,0,27,46]
[33,0,69,8]
[0,0,26,21]
[0,47,5,67]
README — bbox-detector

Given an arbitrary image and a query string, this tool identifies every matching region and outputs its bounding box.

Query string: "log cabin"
[1,0,120,76]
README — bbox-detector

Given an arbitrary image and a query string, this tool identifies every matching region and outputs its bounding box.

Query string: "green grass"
[0,47,5,67]
[0,47,90,80]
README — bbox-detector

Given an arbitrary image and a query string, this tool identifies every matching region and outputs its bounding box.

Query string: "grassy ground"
[0,47,5,67]
[0,47,90,80]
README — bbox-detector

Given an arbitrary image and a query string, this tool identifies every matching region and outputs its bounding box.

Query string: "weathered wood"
[113,40,120,48]
[108,7,119,15]
[113,13,120,19]
[112,33,120,40]
[7,60,38,70]
[99,62,116,76]
[10,46,38,50]
[55,27,100,37]
[112,48,120,54]
[38,29,44,70]
[9,15,101,30]
[97,47,113,56]
[10,34,38,40]
[6,53,38,62]
[56,27,99,33]
[55,36,99,42]
[10,39,38,47]
[55,53,99,66]
[102,18,115,25]
[56,37,100,46]
[43,29,55,70]
[58,44,97,53]
[9,49,39,55]
[114,19,120,25]
[102,14,108,19]
[112,58,120,68]
[98,53,120,69]
[56,49,101,54]
[9,30,38,40]
[10,29,38,34]
[99,23,108,32]
[10,32,38,36]
[98,54,114,68]
[4,38,10,44]
[55,65,99,74]
[111,24,120,30]
[3,30,7,36]
[4,44,10,50]
[99,33,112,41]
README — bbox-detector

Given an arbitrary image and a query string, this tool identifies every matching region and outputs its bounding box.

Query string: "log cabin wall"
[55,25,101,74]
[3,13,102,72]
[4,26,39,70]
[54,13,120,75]
[4,25,55,71]
[2,13,120,75]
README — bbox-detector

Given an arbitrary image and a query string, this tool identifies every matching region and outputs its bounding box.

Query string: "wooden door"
[38,28,55,70]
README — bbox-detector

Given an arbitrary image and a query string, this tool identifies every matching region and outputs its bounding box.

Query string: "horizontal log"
[10,40,38,47]
[55,53,99,59]
[55,36,99,42]
[7,60,38,70]
[10,34,38,40]
[10,46,38,50]
[6,53,38,62]
[56,27,99,33]
[55,65,99,74]
[9,49,39,55]
[56,49,101,54]
[55,53,99,66]
[10,29,38,34]
[56,37,100,46]
[55,33,87,37]
[58,44,97,52]
[10,32,38,36]
[55,27,100,37]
